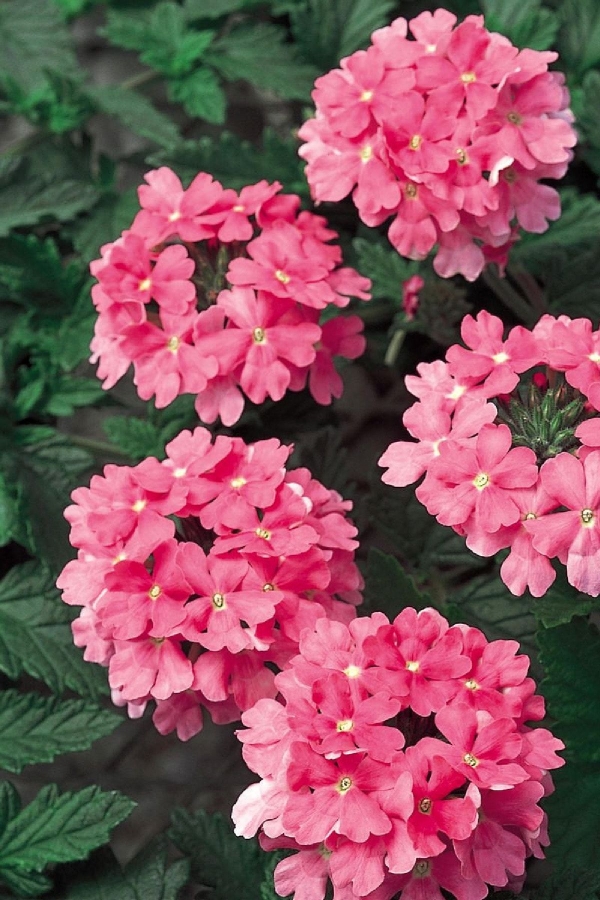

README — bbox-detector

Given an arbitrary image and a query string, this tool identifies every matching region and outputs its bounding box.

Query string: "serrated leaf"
[512,188,600,274]
[0,784,21,837]
[64,836,189,900]
[529,866,600,899]
[88,85,180,148]
[557,0,600,80]
[169,808,265,900]
[0,159,99,237]
[576,70,600,178]
[451,572,537,659]
[481,0,559,50]
[0,784,135,880]
[540,241,600,318]
[167,67,226,123]
[5,430,93,571]
[532,572,600,628]
[538,617,600,763]
[0,691,120,773]
[72,189,140,263]
[353,238,419,301]
[44,377,106,417]
[0,234,86,312]
[205,23,319,100]
[149,129,307,194]
[103,416,167,463]
[0,560,107,699]
[364,547,432,619]
[542,762,600,873]
[289,0,396,69]
[102,7,152,52]
[0,0,78,91]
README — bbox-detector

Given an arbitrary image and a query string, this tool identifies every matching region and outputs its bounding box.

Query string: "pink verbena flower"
[380,312,600,597]
[58,429,362,740]
[90,170,371,424]
[232,610,563,900]
[299,9,576,281]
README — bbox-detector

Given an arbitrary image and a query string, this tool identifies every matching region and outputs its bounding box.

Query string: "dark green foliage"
[169,808,266,900]
[364,547,432,618]
[481,0,559,49]
[532,571,600,627]
[103,395,199,462]
[64,837,189,900]
[0,561,108,698]
[0,784,135,897]
[0,691,120,773]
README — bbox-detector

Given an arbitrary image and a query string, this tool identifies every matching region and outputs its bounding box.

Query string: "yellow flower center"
[338,776,353,793]
[252,327,267,344]
[405,183,418,199]
[589,352,600,363]
[256,527,271,540]
[359,144,373,163]
[168,210,181,222]
[230,476,247,488]
[456,148,468,165]
[274,269,290,284]
[131,499,146,513]
[148,584,161,600]
[167,335,180,353]
[409,134,422,151]
[581,508,595,526]
[406,660,420,672]
[465,679,478,691]
[360,89,373,102]
[138,277,152,292]
[473,472,489,490]
[461,71,476,83]
[507,111,522,125]
[263,582,275,592]
[418,798,432,814]
[212,592,226,610]
[233,204,245,212]
[524,511,537,520]
[336,719,354,733]
[343,664,361,678]
[463,752,479,767]
[173,467,187,478]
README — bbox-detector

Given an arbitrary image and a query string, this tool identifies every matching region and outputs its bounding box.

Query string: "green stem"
[481,267,536,326]
[507,264,548,317]
[120,68,159,92]
[68,435,132,458]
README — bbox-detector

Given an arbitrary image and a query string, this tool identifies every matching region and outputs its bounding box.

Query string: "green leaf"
[0,0,78,91]
[539,241,600,319]
[532,571,600,628]
[289,0,396,69]
[0,158,99,237]
[64,836,189,900]
[88,85,180,148]
[0,691,120,773]
[542,762,600,873]
[169,808,265,900]
[205,23,319,100]
[0,234,86,313]
[353,237,419,301]
[538,617,600,763]
[149,129,307,194]
[44,377,105,417]
[529,866,600,899]
[576,70,600,178]
[0,784,135,887]
[104,4,214,78]
[512,188,600,274]
[72,189,140,263]
[0,560,108,699]
[481,0,559,50]
[103,417,168,463]
[557,0,600,80]
[167,67,226,123]
[364,547,432,619]
[4,430,93,571]
[450,571,537,659]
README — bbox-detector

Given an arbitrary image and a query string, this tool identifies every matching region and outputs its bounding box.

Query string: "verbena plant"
[0,0,600,898]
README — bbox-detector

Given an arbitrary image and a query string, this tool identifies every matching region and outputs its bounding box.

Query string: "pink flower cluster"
[232,609,563,900]
[299,8,576,281]
[90,168,371,425]
[379,310,600,598]
[57,427,362,739]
